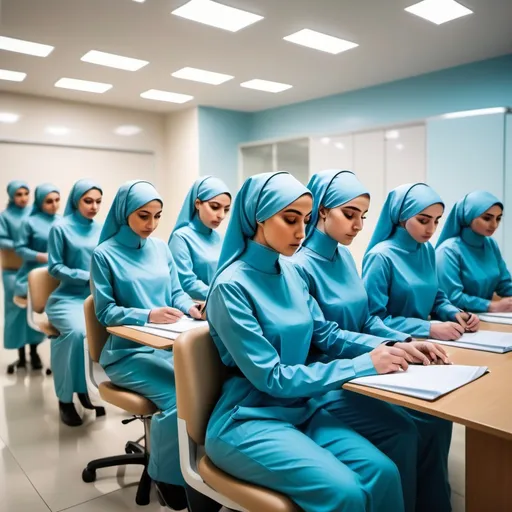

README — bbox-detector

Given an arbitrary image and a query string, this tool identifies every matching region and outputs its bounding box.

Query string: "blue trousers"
[103,349,183,486]
[206,407,404,512]
[323,390,452,512]
[46,295,87,403]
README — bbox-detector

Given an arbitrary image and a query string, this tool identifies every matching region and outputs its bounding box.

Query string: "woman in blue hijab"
[168,176,231,300]
[363,183,479,341]
[91,180,201,509]
[0,181,39,371]
[12,183,60,369]
[204,171,425,512]
[436,191,512,313]
[46,179,104,426]
[293,170,452,512]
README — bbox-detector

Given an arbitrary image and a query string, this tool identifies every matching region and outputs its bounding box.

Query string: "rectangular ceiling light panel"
[172,66,233,84]
[0,69,27,82]
[140,89,194,103]
[81,50,149,71]
[240,79,292,93]
[283,29,358,54]
[55,77,113,93]
[405,0,473,25]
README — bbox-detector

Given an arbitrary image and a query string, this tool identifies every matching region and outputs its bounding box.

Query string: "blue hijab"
[7,180,30,207]
[366,183,444,254]
[306,169,369,240]
[31,183,60,216]
[99,180,162,244]
[208,172,310,296]
[171,176,231,237]
[64,179,103,216]
[436,191,503,247]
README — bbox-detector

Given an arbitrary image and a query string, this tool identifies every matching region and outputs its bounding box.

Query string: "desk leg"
[466,428,512,512]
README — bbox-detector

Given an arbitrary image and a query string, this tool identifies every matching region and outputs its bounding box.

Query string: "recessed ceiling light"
[0,36,54,57]
[240,79,292,93]
[172,67,233,85]
[114,125,142,136]
[140,89,194,103]
[45,126,70,136]
[335,142,345,150]
[133,0,146,2]
[405,0,473,25]
[172,0,263,32]
[320,137,331,145]
[81,50,149,71]
[283,29,358,55]
[385,130,400,140]
[441,107,507,119]
[0,69,27,82]
[0,112,20,124]
[55,77,113,93]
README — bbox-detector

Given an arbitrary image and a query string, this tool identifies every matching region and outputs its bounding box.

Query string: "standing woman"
[168,176,231,301]
[91,180,201,509]
[0,181,35,371]
[13,183,60,369]
[436,191,512,313]
[363,183,479,341]
[292,170,453,512]
[205,171,416,512]
[46,179,103,427]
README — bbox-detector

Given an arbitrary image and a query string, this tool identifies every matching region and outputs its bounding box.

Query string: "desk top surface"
[107,326,175,350]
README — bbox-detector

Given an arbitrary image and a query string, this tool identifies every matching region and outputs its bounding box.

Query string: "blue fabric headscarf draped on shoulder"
[306,169,369,240]
[64,179,103,216]
[436,191,503,247]
[365,183,444,254]
[7,180,30,207]
[31,183,60,216]
[170,176,231,237]
[207,171,310,297]
[99,180,162,244]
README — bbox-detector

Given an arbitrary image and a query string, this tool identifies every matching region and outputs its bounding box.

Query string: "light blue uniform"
[293,170,452,512]
[168,176,230,300]
[205,172,404,512]
[0,181,38,350]
[363,184,460,338]
[14,183,60,298]
[436,191,512,312]
[91,180,195,486]
[46,180,103,403]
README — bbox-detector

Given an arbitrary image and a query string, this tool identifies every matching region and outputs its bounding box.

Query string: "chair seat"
[39,318,60,337]
[13,296,28,309]
[99,381,158,416]
[198,455,300,512]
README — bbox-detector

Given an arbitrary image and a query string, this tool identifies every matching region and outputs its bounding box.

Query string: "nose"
[354,219,363,232]
[296,223,306,240]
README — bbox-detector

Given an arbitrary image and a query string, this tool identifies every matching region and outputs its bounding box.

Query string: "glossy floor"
[0,340,465,512]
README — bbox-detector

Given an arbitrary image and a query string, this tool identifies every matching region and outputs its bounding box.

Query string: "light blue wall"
[249,54,512,141]
[198,107,251,193]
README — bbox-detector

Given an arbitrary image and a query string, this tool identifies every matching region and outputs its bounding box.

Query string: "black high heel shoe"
[155,482,188,510]
[78,393,106,418]
[59,401,83,427]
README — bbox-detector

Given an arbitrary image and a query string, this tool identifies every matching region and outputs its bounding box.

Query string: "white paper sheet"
[126,325,179,340]
[429,331,512,353]
[144,316,208,334]
[350,364,488,401]
[479,312,512,325]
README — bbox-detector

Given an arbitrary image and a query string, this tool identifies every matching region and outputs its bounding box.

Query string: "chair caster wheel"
[95,406,106,418]
[46,368,52,376]
[82,468,96,483]
[7,365,15,375]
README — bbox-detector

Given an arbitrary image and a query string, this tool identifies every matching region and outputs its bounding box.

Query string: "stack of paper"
[350,364,488,401]
[431,331,512,353]
[126,317,208,339]
[478,311,512,325]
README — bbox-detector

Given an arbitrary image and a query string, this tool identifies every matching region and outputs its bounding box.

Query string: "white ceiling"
[0,0,511,113]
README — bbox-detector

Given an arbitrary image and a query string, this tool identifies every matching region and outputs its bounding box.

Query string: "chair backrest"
[84,295,109,363]
[1,249,22,271]
[174,326,226,445]
[28,267,59,313]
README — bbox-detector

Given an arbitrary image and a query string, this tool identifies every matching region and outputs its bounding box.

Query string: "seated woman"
[168,176,231,301]
[0,181,41,371]
[91,180,201,509]
[13,183,61,369]
[204,171,429,512]
[292,170,452,512]
[363,183,479,341]
[436,191,512,313]
[46,179,104,427]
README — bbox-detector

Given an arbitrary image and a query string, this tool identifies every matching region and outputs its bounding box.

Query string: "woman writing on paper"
[91,180,201,509]
[363,183,480,341]
[292,170,453,512]
[436,191,512,313]
[205,171,448,512]
[0,181,40,371]
[13,183,61,370]
[168,176,231,301]
[46,179,104,427]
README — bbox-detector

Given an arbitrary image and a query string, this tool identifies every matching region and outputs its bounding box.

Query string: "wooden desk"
[107,326,175,350]
[344,327,512,511]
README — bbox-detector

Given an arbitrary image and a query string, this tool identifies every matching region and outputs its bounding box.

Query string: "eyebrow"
[343,206,365,213]
[138,209,161,214]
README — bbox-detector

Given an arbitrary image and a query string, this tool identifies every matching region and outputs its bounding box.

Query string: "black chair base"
[185,484,222,512]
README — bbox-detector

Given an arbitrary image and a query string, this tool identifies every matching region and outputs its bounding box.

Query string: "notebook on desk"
[478,312,512,325]
[350,364,488,401]
[125,317,208,339]
[431,331,512,353]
